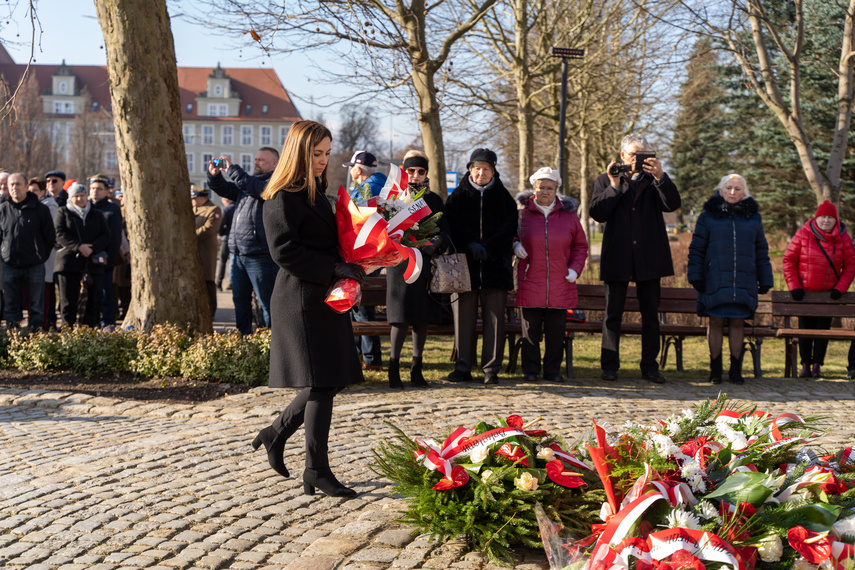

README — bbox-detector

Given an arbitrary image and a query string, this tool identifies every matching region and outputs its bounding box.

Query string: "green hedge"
[0,325,270,385]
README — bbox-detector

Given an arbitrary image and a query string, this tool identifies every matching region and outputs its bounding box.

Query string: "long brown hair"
[262,120,332,204]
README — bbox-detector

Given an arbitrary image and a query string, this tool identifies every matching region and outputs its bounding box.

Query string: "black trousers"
[56,272,103,328]
[520,307,566,376]
[601,279,661,373]
[206,280,217,317]
[798,316,832,365]
[271,386,343,470]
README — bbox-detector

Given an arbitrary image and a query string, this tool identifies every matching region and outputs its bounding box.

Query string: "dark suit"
[590,171,681,374]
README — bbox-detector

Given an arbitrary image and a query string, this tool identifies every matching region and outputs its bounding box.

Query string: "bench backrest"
[772,291,855,319]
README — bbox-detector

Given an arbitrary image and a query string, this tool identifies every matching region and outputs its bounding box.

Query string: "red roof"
[0,61,301,122]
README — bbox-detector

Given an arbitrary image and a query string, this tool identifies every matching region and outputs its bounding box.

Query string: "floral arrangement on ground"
[372,396,855,569]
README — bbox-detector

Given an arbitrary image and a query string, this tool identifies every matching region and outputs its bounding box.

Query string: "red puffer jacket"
[515,193,588,308]
[783,218,855,293]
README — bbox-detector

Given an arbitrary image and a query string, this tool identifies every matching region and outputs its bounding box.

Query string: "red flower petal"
[506,415,523,429]
[788,526,832,564]
[546,459,587,488]
[432,465,469,491]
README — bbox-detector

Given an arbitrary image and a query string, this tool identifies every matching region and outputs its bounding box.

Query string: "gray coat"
[262,186,363,389]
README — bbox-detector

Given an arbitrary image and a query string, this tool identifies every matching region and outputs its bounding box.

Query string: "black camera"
[91,252,108,265]
[212,158,227,169]
[608,162,633,177]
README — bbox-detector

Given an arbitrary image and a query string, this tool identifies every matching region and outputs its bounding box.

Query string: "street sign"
[446,171,459,194]
[551,47,585,58]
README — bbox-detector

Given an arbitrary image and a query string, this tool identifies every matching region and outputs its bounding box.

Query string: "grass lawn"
[359,333,855,383]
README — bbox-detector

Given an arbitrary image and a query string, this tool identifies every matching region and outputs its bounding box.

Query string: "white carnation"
[481,470,493,483]
[651,433,680,457]
[757,535,783,563]
[665,508,701,530]
[470,446,489,464]
[793,557,819,570]
[697,500,722,523]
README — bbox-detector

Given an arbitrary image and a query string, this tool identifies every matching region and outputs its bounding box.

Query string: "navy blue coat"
[688,195,773,315]
[208,166,272,257]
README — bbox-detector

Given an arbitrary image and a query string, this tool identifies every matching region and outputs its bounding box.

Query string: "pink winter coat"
[515,193,588,308]
[783,218,855,293]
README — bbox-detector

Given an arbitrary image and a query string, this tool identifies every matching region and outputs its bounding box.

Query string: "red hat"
[815,200,838,221]
[63,179,77,191]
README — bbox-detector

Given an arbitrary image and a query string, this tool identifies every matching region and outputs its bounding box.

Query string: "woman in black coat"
[385,150,448,389]
[252,120,365,498]
[442,148,518,385]
[53,183,111,328]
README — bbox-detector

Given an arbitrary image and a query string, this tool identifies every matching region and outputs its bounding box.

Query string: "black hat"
[467,148,498,171]
[45,170,66,181]
[342,150,378,168]
[190,185,209,198]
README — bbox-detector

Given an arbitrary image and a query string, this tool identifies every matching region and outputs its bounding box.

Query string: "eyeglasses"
[46,178,62,184]
[406,168,427,176]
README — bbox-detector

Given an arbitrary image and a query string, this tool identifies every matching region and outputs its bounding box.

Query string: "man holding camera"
[590,133,681,383]
[90,175,124,329]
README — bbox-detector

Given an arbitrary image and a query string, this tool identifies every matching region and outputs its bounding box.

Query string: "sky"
[0,0,420,155]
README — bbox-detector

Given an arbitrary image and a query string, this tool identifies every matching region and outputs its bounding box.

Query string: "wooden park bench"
[772,291,855,377]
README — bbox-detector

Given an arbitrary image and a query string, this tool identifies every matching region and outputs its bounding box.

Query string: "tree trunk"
[411,66,447,201]
[94,0,212,333]
[514,0,532,186]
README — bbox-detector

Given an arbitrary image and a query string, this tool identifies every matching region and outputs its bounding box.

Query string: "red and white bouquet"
[542,396,855,570]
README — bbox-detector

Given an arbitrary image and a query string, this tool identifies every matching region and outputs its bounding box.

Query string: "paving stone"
[281,556,340,569]
[349,547,400,563]
[374,529,416,548]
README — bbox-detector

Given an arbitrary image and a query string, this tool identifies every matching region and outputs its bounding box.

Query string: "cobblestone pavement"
[0,374,853,569]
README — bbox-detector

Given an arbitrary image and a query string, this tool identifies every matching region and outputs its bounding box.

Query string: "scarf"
[68,200,91,223]
[469,176,496,192]
[534,197,557,217]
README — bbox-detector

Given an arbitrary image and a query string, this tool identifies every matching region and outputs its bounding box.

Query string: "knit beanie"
[467,148,498,172]
[67,183,87,197]
[815,200,838,221]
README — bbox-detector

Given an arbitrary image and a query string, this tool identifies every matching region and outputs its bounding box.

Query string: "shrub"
[128,324,193,378]
[179,329,269,385]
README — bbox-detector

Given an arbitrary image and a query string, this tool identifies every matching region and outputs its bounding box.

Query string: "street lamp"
[551,46,584,193]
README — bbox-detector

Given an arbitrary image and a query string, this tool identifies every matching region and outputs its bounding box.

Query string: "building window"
[260,126,272,146]
[202,125,214,145]
[241,153,253,171]
[262,104,269,114]
[222,125,233,145]
[186,153,195,173]
[241,126,252,146]
[186,103,194,114]
[245,104,252,115]
[66,122,74,143]
[279,126,289,146]
[105,150,118,170]
[207,103,228,117]
[221,153,233,163]
[59,81,67,93]
[54,101,74,114]
[202,153,214,168]
[214,84,223,96]
[92,101,99,112]
[183,124,195,143]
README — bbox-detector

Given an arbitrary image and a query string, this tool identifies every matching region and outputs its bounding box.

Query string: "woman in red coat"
[514,167,588,382]
[783,200,855,377]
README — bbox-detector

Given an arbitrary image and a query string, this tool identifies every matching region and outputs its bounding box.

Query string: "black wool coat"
[263,185,364,389]
[92,197,123,268]
[386,190,447,325]
[54,207,112,275]
[589,171,681,282]
[443,173,518,291]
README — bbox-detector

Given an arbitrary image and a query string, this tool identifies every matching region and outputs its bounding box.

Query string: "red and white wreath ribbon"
[386,197,431,241]
[379,164,408,201]
[648,528,743,569]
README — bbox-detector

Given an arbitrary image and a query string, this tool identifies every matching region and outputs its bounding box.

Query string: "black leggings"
[271,386,343,470]
[389,323,428,360]
[798,316,832,365]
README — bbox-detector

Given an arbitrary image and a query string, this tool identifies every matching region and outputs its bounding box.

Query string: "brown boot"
[799,363,811,378]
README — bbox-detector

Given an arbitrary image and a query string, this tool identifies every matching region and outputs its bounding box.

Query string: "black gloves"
[420,236,444,258]
[467,242,487,261]
[831,288,843,300]
[333,262,366,284]
[758,285,770,295]
[691,280,705,294]
[791,288,805,301]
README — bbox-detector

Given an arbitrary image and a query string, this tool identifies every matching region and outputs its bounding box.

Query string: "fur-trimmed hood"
[703,194,759,219]
[517,191,578,212]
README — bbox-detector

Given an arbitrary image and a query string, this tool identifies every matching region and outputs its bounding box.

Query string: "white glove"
[565,268,578,283]
[513,242,528,259]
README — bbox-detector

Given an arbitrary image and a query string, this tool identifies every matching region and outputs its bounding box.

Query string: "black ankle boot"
[709,354,723,384]
[410,356,428,387]
[251,426,289,478]
[729,354,745,384]
[303,467,357,497]
[388,358,403,389]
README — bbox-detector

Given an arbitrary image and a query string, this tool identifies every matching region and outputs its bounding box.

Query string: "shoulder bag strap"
[814,234,840,283]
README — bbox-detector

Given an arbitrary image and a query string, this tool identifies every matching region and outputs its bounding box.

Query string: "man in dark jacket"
[443,149,518,385]
[207,147,279,335]
[90,175,124,329]
[590,133,681,384]
[0,173,57,329]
